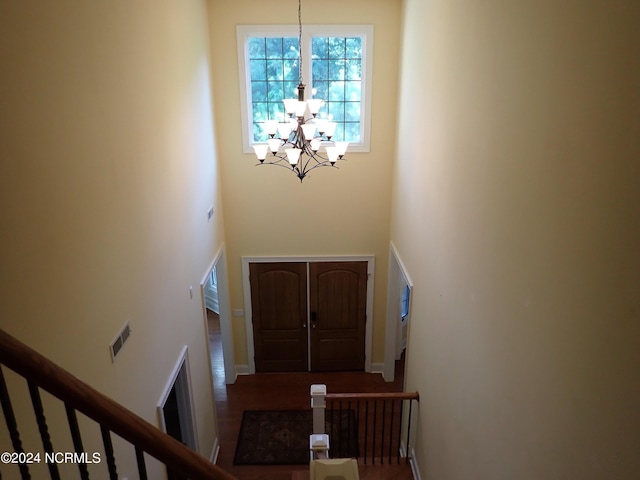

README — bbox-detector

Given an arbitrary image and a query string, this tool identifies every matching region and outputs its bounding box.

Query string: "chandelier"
[251,0,349,182]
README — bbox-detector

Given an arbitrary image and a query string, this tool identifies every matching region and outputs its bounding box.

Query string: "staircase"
[1,328,419,480]
[0,328,237,480]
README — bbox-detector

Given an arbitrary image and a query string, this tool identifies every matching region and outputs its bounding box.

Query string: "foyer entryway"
[249,261,368,373]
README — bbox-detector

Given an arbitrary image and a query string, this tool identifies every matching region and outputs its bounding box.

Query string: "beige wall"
[0,1,224,477]
[208,0,402,366]
[392,0,640,478]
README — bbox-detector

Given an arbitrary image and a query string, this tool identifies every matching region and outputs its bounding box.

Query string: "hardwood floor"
[206,310,413,480]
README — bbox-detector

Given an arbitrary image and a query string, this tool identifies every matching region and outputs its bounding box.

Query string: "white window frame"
[237,24,374,153]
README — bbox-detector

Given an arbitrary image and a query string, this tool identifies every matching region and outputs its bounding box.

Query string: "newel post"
[310,384,329,460]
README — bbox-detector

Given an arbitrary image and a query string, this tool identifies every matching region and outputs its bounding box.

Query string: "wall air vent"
[110,322,131,362]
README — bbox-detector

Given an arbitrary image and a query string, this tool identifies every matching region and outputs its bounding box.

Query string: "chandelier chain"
[298,0,303,85]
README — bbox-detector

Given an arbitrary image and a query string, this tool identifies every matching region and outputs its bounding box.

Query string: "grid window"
[238,25,373,152]
[312,36,362,143]
[248,36,300,142]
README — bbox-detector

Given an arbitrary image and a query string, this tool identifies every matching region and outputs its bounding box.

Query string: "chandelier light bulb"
[325,146,339,164]
[283,98,298,116]
[301,124,317,140]
[277,123,292,140]
[310,138,321,152]
[295,101,307,118]
[285,148,302,165]
[268,138,281,153]
[314,118,328,135]
[253,144,269,161]
[307,98,324,116]
[324,122,337,140]
[264,120,278,136]
[335,141,349,157]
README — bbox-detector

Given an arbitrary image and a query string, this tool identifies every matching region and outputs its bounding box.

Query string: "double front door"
[249,261,368,372]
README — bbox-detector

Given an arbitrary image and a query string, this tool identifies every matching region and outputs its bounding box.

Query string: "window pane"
[345,101,360,121]
[283,37,299,58]
[332,123,345,142]
[250,59,266,80]
[248,37,265,59]
[327,101,345,122]
[265,38,283,58]
[345,81,361,101]
[329,81,345,101]
[345,37,362,58]
[251,82,267,101]
[266,59,283,80]
[329,60,345,81]
[284,81,299,99]
[313,59,329,81]
[312,37,328,58]
[267,81,284,101]
[253,122,265,142]
[345,122,361,142]
[328,37,345,57]
[283,59,299,81]
[268,102,285,122]
[345,59,361,80]
[312,80,329,100]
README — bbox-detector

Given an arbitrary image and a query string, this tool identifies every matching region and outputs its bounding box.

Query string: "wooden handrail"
[0,329,238,480]
[326,391,419,402]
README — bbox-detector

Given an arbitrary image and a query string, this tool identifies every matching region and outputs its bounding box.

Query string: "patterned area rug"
[233,409,359,465]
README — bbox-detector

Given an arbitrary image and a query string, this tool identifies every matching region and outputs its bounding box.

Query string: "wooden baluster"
[329,402,334,456]
[372,400,377,464]
[363,400,368,464]
[380,399,386,464]
[135,446,148,480]
[100,426,118,480]
[364,400,369,464]
[355,400,360,460]
[406,400,413,464]
[388,398,395,463]
[27,381,61,480]
[338,400,343,457]
[65,404,90,480]
[0,367,31,480]
[347,400,352,458]
[398,400,402,463]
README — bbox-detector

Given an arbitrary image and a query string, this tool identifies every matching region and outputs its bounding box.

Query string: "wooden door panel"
[310,261,367,371]
[250,262,308,372]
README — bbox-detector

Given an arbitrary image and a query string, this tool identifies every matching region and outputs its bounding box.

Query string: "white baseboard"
[400,441,421,480]
[210,437,220,464]
[370,362,385,374]
[409,446,421,480]
[235,364,250,376]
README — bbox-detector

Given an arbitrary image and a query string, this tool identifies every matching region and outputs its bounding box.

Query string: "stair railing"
[0,328,238,480]
[311,385,419,465]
